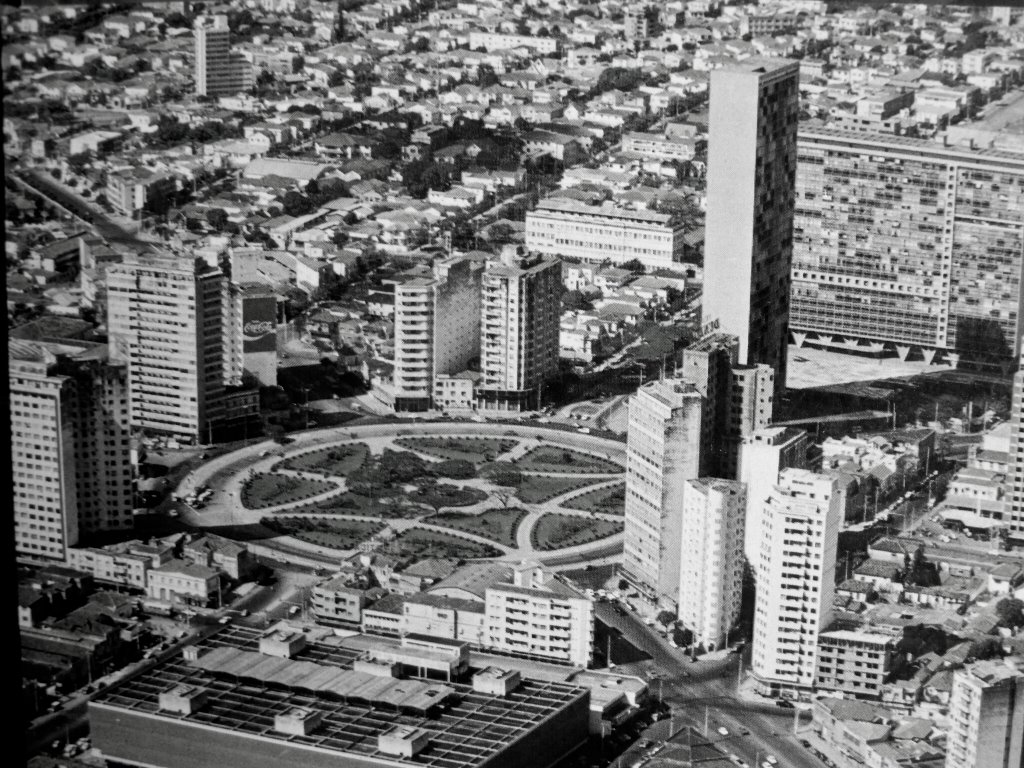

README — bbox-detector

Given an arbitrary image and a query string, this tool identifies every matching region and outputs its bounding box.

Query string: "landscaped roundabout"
[178,421,628,565]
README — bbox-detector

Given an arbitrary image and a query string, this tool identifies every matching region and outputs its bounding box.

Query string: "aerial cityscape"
[5,1,1024,767]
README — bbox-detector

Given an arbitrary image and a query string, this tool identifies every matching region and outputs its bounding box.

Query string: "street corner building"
[88,625,591,768]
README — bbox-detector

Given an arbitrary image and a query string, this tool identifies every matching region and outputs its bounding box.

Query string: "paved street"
[596,603,822,768]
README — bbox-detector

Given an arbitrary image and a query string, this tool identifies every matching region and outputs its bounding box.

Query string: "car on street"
[717,727,729,736]
[764,756,778,765]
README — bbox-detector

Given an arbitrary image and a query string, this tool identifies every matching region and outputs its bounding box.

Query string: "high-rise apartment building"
[9,339,132,561]
[946,657,1024,768]
[623,379,704,610]
[393,256,483,412]
[678,479,746,651]
[752,468,841,697]
[703,58,800,391]
[107,252,226,444]
[478,253,562,412]
[679,332,774,479]
[194,15,253,98]
[1010,371,1024,537]
[484,562,594,667]
[791,127,1024,369]
[738,426,809,564]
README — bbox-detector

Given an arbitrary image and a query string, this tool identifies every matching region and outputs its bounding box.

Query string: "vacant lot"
[429,508,527,548]
[261,516,383,550]
[395,436,518,463]
[516,475,600,504]
[516,445,622,474]
[561,483,626,516]
[531,514,624,551]
[386,528,501,560]
[275,443,368,477]
[240,473,337,509]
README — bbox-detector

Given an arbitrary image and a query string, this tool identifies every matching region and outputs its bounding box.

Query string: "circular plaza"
[177,421,628,566]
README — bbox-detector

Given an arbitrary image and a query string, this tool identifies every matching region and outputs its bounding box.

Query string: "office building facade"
[525,199,686,271]
[478,253,562,412]
[678,479,746,651]
[194,15,253,98]
[752,469,842,697]
[623,379,704,610]
[393,256,483,412]
[9,340,132,561]
[107,253,225,444]
[945,658,1024,768]
[791,127,1024,369]
[703,58,800,391]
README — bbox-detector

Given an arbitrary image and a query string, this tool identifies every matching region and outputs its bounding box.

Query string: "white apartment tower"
[946,657,1024,768]
[738,426,809,564]
[752,468,842,697]
[393,256,483,412]
[194,15,252,98]
[107,253,225,444]
[623,379,704,610]
[9,340,132,561]
[485,562,594,667]
[703,58,800,392]
[678,479,747,651]
[478,252,562,412]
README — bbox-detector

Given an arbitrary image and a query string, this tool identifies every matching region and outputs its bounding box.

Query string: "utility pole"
[703,706,709,737]
[736,654,743,694]
[793,705,801,734]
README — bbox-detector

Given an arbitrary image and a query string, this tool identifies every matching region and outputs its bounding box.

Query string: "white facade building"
[393,256,483,412]
[752,468,842,697]
[623,379,704,610]
[478,253,562,412]
[678,478,746,651]
[9,341,132,561]
[526,199,685,271]
[107,253,226,444]
[946,657,1024,768]
[485,562,593,667]
[738,426,809,564]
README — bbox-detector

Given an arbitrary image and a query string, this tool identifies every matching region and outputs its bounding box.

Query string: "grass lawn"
[515,475,601,504]
[240,473,338,509]
[262,516,383,550]
[414,483,488,510]
[531,513,624,551]
[561,483,626,515]
[275,443,368,477]
[288,492,422,519]
[394,436,517,463]
[515,445,623,474]
[429,508,527,548]
[386,528,501,560]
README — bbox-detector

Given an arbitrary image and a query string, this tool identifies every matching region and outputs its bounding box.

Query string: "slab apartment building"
[791,127,1024,369]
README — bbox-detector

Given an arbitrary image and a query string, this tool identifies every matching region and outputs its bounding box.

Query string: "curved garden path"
[177,421,628,566]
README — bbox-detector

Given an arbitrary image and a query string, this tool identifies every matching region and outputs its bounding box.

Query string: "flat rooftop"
[92,625,587,768]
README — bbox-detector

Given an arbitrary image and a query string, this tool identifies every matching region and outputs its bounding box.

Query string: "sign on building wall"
[242,295,277,353]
